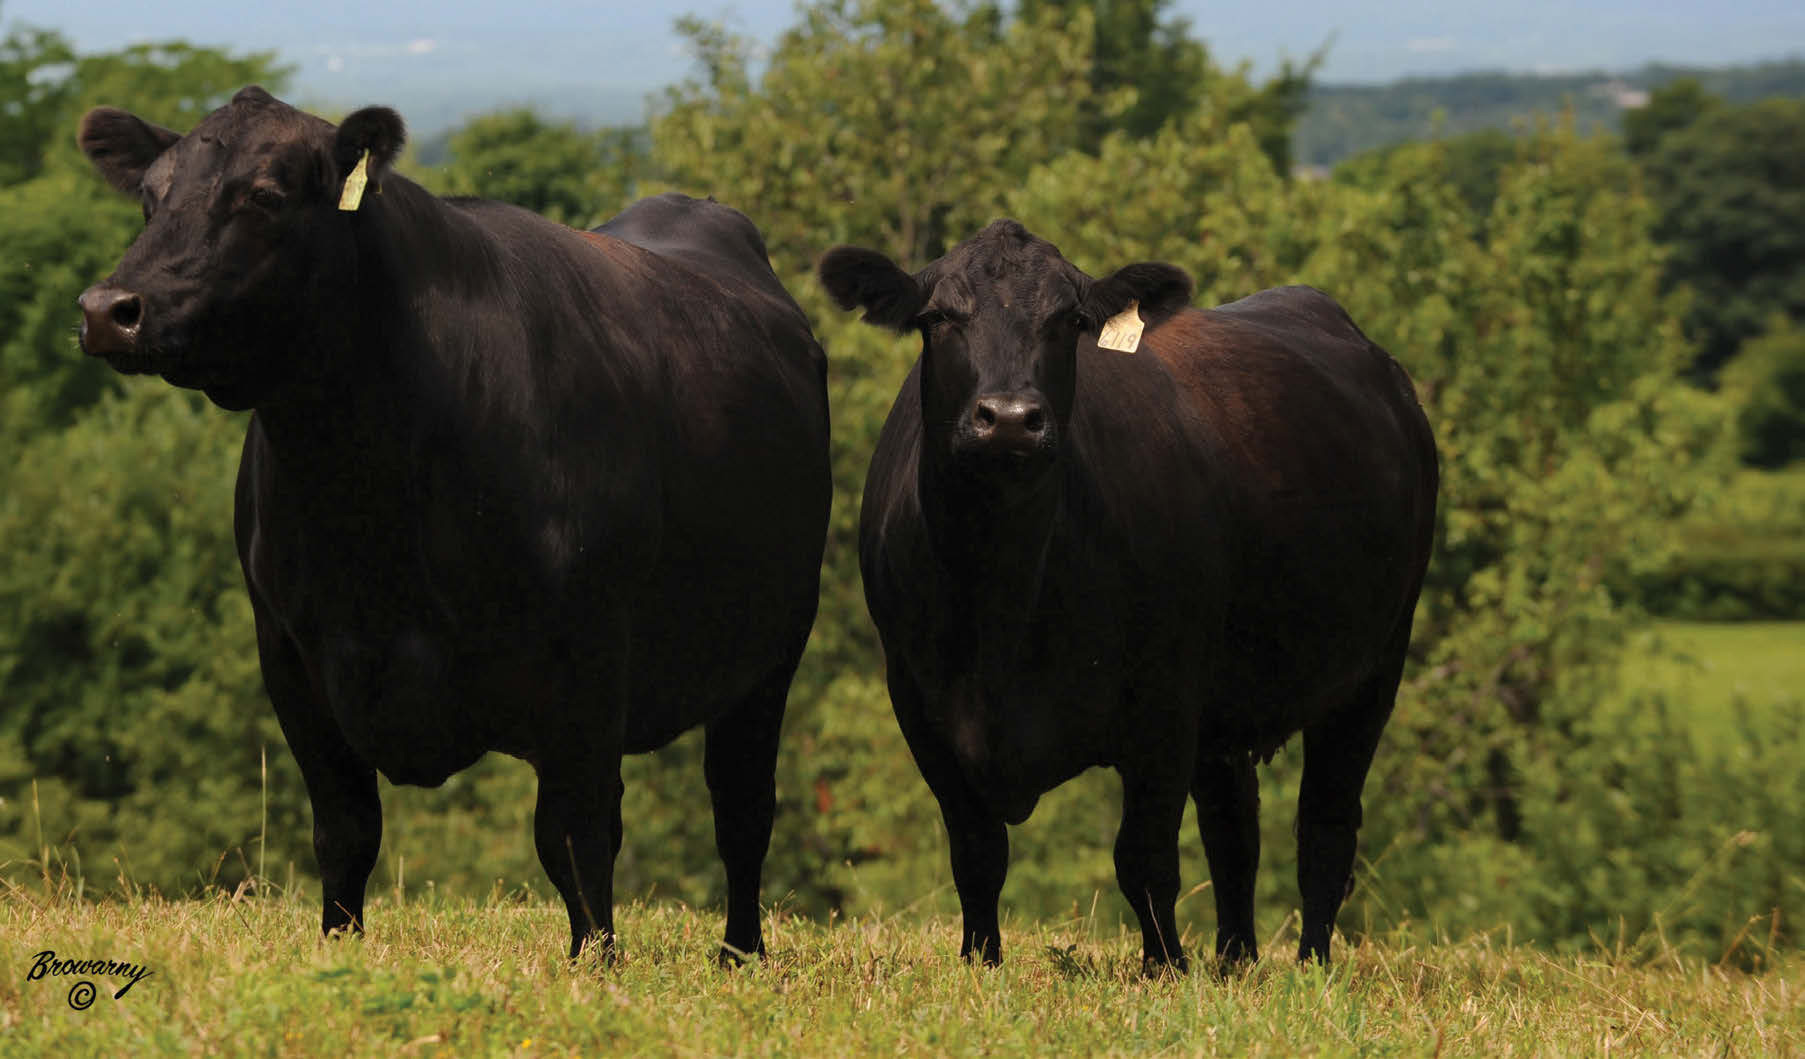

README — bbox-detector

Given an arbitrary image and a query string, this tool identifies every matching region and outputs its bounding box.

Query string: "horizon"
[6,1,1804,134]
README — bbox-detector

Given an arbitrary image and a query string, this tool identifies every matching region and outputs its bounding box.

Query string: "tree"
[654,0,1096,270]
[0,22,75,187]
[1017,0,1314,169]
[1723,322,1805,467]
[1621,77,1718,158]
[1638,97,1805,376]
[1,39,292,895]
[433,109,646,227]
[1334,127,1520,230]
[0,42,286,445]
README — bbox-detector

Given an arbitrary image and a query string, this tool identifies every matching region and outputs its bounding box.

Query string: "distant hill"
[1293,58,1805,169]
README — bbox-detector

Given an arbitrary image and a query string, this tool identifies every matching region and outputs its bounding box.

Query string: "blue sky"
[8,1,1804,132]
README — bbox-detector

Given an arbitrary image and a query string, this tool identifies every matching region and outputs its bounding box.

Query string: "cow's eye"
[248,186,286,212]
[917,310,948,330]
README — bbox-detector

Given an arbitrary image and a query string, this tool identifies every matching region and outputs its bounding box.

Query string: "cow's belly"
[314,627,504,786]
[912,658,1122,826]
[1209,498,1420,737]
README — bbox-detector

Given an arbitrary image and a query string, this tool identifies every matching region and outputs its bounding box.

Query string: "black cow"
[76,87,831,961]
[820,221,1437,972]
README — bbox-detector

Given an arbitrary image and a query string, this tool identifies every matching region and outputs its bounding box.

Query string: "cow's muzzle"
[967,391,1052,457]
[78,285,144,357]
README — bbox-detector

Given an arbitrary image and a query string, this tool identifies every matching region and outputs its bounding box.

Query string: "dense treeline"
[2,1,1801,962]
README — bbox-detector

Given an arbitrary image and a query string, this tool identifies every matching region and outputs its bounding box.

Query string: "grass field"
[1,892,1798,1056]
[1623,621,1805,752]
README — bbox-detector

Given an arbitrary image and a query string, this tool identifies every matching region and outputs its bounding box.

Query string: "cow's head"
[76,85,405,409]
[820,221,1191,481]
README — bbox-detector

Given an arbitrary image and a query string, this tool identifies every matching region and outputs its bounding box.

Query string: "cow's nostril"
[974,403,997,428]
[1023,407,1045,434]
[111,295,142,330]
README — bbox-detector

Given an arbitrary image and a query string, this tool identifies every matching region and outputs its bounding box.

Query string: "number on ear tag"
[1097,300,1145,353]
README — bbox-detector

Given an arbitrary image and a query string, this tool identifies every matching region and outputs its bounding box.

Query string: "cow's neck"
[919,457,1062,685]
[251,178,507,454]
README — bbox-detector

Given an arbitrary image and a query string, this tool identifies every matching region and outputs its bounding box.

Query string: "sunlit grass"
[1,890,1797,1056]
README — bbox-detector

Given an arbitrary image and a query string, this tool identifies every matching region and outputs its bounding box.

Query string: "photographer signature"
[25,950,154,1009]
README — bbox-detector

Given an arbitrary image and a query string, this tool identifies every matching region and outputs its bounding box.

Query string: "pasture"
[1,892,1798,1056]
[1623,622,1805,753]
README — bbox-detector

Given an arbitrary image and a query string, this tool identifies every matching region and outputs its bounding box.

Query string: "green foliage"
[1639,97,1805,375]
[1632,469,1805,620]
[653,0,1096,267]
[1622,77,1718,158]
[0,38,285,444]
[1019,0,1206,144]
[430,109,646,228]
[1724,323,1805,469]
[1332,127,1519,229]
[0,384,308,894]
[1016,0,1314,170]
[0,22,75,186]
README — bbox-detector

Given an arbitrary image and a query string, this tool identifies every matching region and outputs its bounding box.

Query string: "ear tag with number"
[1097,300,1145,353]
[337,150,371,212]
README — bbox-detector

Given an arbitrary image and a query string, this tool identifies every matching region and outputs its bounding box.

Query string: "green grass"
[1623,621,1805,752]
[1,891,1798,1056]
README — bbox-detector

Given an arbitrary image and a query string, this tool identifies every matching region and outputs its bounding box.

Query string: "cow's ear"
[78,107,181,195]
[818,246,927,333]
[333,105,407,187]
[1084,262,1193,330]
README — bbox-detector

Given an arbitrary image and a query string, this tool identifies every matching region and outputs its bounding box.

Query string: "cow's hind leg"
[889,666,1008,965]
[704,660,797,964]
[1116,767,1192,975]
[255,611,382,938]
[1193,750,1260,968]
[1295,633,1410,964]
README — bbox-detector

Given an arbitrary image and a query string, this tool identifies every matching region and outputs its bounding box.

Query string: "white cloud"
[310,39,446,60]
[1406,36,1457,54]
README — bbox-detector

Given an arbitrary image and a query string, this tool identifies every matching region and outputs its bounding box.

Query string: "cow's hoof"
[1140,953,1189,979]
[716,942,765,968]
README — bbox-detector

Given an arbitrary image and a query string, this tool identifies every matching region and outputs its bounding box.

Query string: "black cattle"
[819,221,1437,972]
[76,87,831,961]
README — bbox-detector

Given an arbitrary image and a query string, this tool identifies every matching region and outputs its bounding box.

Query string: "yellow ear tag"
[337,150,371,212]
[1097,300,1145,353]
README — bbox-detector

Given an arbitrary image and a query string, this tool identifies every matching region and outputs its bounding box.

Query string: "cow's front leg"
[534,746,624,960]
[1193,750,1261,968]
[888,665,1008,965]
[1115,767,1191,975]
[255,609,382,937]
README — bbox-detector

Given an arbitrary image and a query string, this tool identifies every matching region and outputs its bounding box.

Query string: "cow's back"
[594,193,793,308]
